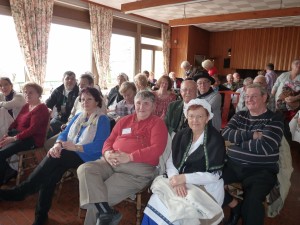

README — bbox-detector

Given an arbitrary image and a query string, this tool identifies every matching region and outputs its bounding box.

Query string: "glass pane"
[155,50,164,77]
[141,49,153,73]
[0,15,25,92]
[141,37,162,47]
[46,23,92,94]
[110,34,135,86]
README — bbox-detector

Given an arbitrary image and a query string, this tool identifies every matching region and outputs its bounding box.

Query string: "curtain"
[162,24,171,74]
[89,3,113,89]
[9,0,54,85]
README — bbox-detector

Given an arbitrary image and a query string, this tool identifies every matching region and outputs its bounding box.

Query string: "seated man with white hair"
[180,61,199,79]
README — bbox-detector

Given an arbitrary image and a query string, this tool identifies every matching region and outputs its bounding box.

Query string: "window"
[46,23,92,92]
[0,14,25,92]
[141,49,153,74]
[141,36,163,77]
[141,37,162,47]
[109,34,135,84]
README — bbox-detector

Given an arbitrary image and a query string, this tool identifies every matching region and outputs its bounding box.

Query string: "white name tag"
[122,128,131,134]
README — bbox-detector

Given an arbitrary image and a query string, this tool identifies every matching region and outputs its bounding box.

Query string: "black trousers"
[0,137,35,184]
[223,159,277,225]
[11,149,83,217]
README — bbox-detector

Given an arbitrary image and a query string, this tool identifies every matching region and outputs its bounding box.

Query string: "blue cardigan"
[57,113,110,162]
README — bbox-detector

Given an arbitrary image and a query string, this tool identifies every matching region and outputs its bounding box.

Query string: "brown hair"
[157,75,173,90]
[0,77,13,86]
[23,82,43,97]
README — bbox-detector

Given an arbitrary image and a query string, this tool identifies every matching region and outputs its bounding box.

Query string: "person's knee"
[77,163,88,178]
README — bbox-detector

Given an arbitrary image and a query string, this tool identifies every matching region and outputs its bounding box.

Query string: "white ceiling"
[87,0,300,32]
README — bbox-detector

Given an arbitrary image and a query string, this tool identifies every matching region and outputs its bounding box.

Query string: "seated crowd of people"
[0,58,299,225]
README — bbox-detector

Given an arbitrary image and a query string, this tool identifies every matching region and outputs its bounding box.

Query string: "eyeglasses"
[244,95,262,100]
[187,115,207,120]
[197,81,210,85]
[180,88,195,93]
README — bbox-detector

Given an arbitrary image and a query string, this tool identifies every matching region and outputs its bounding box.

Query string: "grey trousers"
[77,158,157,225]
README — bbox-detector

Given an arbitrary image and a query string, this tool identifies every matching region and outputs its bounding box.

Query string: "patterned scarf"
[67,107,103,145]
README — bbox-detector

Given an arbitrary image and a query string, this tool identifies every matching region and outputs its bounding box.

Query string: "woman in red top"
[0,82,49,185]
[152,76,177,118]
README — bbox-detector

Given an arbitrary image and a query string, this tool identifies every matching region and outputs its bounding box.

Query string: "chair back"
[219,91,240,129]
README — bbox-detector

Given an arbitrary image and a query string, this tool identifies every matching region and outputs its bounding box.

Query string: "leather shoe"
[0,188,25,201]
[224,202,242,225]
[96,210,122,225]
[32,214,48,225]
[3,167,18,184]
[224,210,241,225]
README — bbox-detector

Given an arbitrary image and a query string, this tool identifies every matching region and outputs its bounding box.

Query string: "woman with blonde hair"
[202,59,218,76]
[134,73,151,92]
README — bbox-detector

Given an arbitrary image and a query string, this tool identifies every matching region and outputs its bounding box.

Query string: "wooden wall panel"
[170,26,189,78]
[209,31,234,76]
[208,26,300,75]
[187,26,210,66]
[170,26,209,78]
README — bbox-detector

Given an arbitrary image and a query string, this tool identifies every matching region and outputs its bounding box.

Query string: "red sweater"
[102,114,168,166]
[9,103,49,147]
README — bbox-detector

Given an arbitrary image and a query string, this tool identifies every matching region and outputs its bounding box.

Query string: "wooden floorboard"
[0,141,300,225]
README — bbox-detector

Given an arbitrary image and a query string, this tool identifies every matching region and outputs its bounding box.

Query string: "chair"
[56,168,83,218]
[10,113,50,185]
[225,136,293,217]
[124,182,152,225]
[14,147,47,185]
[219,91,240,129]
[123,134,172,225]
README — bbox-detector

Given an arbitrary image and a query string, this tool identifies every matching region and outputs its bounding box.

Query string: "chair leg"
[136,192,142,225]
[56,177,65,202]
[78,206,82,219]
[16,154,24,185]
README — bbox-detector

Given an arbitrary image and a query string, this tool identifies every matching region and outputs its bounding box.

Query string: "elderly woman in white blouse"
[142,99,226,225]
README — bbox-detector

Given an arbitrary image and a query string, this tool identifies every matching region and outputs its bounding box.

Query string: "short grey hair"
[246,83,268,96]
[118,72,128,81]
[201,60,213,69]
[134,90,156,103]
[180,61,191,69]
[243,77,253,85]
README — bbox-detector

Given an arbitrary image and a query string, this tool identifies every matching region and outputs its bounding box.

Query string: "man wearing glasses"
[221,83,284,225]
[164,79,197,137]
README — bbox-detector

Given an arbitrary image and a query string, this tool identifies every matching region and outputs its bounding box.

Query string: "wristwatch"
[75,145,81,152]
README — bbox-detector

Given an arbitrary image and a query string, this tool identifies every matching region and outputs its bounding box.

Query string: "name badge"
[122,128,131,135]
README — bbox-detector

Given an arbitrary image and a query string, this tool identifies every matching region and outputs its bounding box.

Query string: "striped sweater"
[222,110,284,166]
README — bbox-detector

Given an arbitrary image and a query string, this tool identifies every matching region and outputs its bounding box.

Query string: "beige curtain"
[162,24,171,74]
[89,3,113,89]
[10,0,54,85]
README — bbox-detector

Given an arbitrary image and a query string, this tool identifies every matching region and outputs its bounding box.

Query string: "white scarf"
[67,107,103,145]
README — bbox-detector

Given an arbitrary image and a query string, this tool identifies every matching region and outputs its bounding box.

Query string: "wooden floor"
[0,141,300,225]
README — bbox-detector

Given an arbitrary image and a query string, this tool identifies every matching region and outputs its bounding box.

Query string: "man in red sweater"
[77,91,168,225]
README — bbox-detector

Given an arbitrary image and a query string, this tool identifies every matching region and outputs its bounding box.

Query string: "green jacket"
[164,100,184,135]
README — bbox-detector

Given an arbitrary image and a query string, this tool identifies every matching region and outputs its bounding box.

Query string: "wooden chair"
[10,115,50,185]
[56,168,83,218]
[123,134,172,225]
[14,147,47,185]
[219,91,240,129]
[124,182,152,225]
